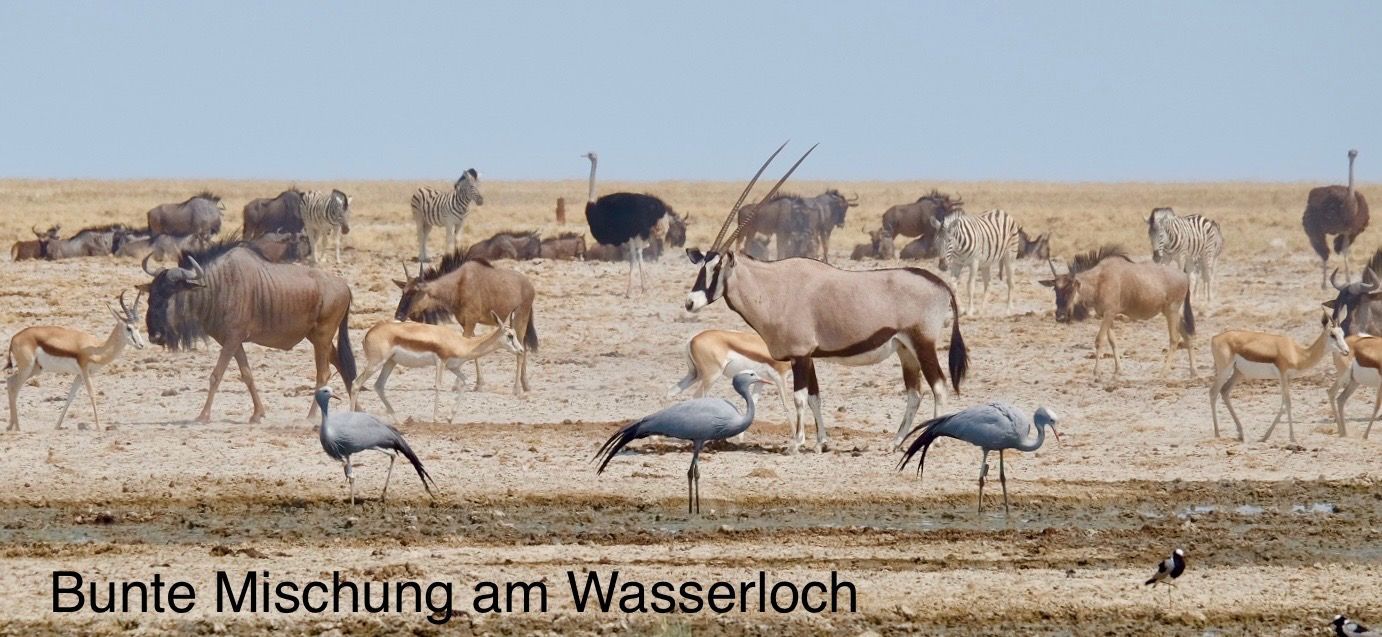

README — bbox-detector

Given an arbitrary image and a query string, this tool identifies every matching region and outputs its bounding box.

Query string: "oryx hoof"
[786,444,800,456]
[815,440,829,454]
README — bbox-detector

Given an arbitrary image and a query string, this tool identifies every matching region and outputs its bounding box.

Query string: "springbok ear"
[490,310,502,324]
[392,279,407,289]
[1038,279,1056,288]
[1322,312,1331,326]
[686,248,704,264]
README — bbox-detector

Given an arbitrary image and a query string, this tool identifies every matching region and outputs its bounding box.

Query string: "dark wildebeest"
[584,242,624,262]
[539,232,587,260]
[11,225,59,261]
[899,237,935,260]
[45,224,126,259]
[242,189,305,239]
[735,191,856,262]
[123,232,212,263]
[394,252,537,396]
[850,229,897,261]
[1017,228,1050,260]
[646,211,688,261]
[246,232,312,263]
[1303,149,1369,289]
[1323,248,1382,336]
[139,241,356,423]
[880,191,963,258]
[147,191,224,238]
[465,230,542,261]
[1039,245,1195,380]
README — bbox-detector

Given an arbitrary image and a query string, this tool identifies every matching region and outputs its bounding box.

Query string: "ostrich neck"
[1348,155,1356,197]
[586,157,598,203]
[1015,423,1046,452]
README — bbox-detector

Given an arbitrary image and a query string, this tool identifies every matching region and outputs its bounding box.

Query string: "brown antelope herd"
[3,147,1379,453]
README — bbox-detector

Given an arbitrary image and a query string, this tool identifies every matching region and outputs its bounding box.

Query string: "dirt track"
[2,180,1381,635]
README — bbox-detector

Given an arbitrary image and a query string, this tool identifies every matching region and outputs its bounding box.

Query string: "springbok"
[1328,333,1382,439]
[1209,313,1348,443]
[5,292,145,431]
[665,329,798,448]
[351,312,523,423]
[686,143,968,452]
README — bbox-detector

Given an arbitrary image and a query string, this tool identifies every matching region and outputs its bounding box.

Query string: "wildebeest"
[850,229,897,261]
[394,252,538,396]
[139,240,356,423]
[1039,246,1196,379]
[45,224,126,259]
[10,225,59,261]
[246,231,312,263]
[584,242,624,262]
[1324,248,1382,336]
[899,237,936,260]
[880,190,963,256]
[465,230,542,261]
[735,191,856,262]
[538,232,586,260]
[147,191,224,238]
[1017,228,1050,260]
[242,189,304,239]
[120,232,211,263]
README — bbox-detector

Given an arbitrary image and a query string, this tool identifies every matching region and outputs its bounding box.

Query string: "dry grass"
[3,179,1374,263]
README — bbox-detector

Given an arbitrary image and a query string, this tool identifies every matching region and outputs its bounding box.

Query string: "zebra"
[1147,207,1224,305]
[412,169,484,263]
[935,208,1021,315]
[301,189,351,264]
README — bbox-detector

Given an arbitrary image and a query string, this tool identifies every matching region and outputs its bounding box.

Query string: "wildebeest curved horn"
[1364,268,1380,292]
[185,255,206,281]
[31,224,43,238]
[401,260,413,282]
[1331,268,1347,291]
[142,253,164,277]
[1047,258,1059,277]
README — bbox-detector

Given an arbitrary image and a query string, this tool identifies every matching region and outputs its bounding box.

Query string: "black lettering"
[424,582,453,625]
[707,582,735,613]
[831,571,856,612]
[52,571,84,612]
[649,581,676,613]
[618,581,645,613]
[566,570,617,612]
[331,571,356,613]
[301,581,328,613]
[506,580,547,613]
[473,581,500,613]
[216,571,255,612]
[800,582,826,613]
[769,582,797,613]
[274,580,301,613]
[119,581,149,613]
[678,581,703,613]
[168,581,196,613]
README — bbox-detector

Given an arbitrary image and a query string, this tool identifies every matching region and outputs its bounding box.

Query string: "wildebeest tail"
[336,310,358,395]
[947,287,968,392]
[1181,289,1196,338]
[896,413,951,483]
[594,420,647,475]
[392,433,436,497]
[525,313,539,353]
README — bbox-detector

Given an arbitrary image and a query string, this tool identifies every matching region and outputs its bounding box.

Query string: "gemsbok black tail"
[1180,289,1196,338]
[594,420,648,475]
[336,309,358,397]
[947,289,969,392]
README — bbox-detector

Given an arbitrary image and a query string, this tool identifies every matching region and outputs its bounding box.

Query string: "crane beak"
[1049,424,1062,445]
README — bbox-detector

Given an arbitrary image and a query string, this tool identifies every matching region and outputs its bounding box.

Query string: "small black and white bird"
[1334,615,1378,637]
[1145,548,1186,591]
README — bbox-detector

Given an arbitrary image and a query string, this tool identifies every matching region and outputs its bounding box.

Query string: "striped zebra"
[412,169,484,263]
[935,208,1021,315]
[1147,207,1224,305]
[301,189,351,264]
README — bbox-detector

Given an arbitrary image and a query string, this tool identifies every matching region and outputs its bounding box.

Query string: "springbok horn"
[1331,268,1347,291]
[118,290,130,317]
[142,253,163,276]
[728,143,819,246]
[132,289,143,318]
[713,141,790,251]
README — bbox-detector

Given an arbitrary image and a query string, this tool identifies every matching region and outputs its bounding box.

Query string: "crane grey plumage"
[1335,615,1379,637]
[315,387,435,505]
[595,370,767,514]
[897,402,1060,515]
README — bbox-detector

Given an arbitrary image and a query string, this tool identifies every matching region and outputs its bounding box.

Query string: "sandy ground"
[1,179,1380,635]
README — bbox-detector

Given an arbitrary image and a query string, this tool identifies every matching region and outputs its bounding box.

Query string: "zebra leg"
[416,222,431,263]
[446,221,458,256]
[978,264,992,315]
[334,227,342,263]
[965,263,977,315]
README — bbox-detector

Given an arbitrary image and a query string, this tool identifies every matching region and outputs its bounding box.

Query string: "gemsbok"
[351,313,523,423]
[665,329,798,448]
[6,292,145,431]
[1209,313,1348,443]
[1328,333,1382,439]
[1040,246,1196,380]
[685,143,968,452]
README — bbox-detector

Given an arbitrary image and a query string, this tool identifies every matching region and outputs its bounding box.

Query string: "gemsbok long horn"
[712,141,790,251]
[726,143,819,247]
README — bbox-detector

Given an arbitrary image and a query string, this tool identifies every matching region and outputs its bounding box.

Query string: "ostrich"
[583,152,672,297]
[1304,149,1370,289]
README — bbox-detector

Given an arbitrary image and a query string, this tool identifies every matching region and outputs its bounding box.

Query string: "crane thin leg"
[344,456,356,506]
[999,450,1009,516]
[688,441,705,515]
[977,451,990,514]
[381,452,397,503]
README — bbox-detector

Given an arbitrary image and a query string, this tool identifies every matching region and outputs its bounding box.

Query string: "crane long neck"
[1015,422,1046,452]
[729,384,758,436]
[586,157,598,204]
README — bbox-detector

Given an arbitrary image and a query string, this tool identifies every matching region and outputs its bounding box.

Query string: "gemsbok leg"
[791,358,828,453]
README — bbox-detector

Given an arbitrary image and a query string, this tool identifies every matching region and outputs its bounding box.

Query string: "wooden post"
[555,197,566,225]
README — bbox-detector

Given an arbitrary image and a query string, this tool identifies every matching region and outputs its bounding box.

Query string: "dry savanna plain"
[1,178,1380,636]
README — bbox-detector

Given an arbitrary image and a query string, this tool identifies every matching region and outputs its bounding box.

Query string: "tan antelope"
[1209,313,1348,443]
[6,292,145,431]
[352,313,523,423]
[1328,333,1382,439]
[665,329,799,448]
[686,143,968,452]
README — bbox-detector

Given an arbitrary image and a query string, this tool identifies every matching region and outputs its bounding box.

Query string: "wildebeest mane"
[178,234,246,269]
[418,250,493,283]
[70,222,127,237]
[184,190,221,204]
[1069,245,1131,274]
[551,231,584,240]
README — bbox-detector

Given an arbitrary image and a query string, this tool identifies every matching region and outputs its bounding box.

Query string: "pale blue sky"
[1,1,1379,181]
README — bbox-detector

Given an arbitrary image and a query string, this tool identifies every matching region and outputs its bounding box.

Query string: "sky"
[1,1,1380,182]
